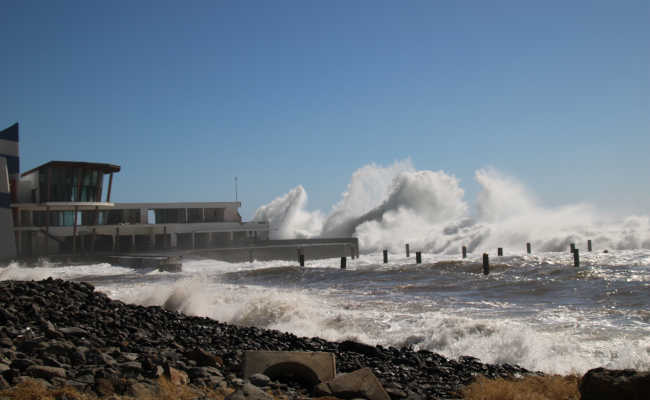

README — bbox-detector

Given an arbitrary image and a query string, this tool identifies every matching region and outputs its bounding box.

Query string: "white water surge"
[253,160,650,254]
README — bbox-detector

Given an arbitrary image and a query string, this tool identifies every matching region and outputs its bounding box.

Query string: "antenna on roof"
[234,176,238,202]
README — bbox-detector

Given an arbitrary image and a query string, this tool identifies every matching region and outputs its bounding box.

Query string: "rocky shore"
[0,279,533,399]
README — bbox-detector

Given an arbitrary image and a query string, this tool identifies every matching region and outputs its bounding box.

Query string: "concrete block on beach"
[243,351,335,385]
[315,367,391,400]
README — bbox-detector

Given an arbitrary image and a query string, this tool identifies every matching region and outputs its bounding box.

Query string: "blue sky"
[2,0,648,218]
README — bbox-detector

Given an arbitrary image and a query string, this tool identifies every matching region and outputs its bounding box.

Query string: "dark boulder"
[580,367,650,400]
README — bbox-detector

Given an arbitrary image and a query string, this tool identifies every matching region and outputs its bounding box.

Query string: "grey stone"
[10,358,36,371]
[225,382,273,400]
[59,327,89,336]
[25,365,67,380]
[386,387,408,399]
[326,368,390,400]
[249,373,271,387]
[580,367,650,400]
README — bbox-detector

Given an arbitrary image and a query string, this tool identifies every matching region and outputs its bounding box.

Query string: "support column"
[170,233,177,248]
[130,235,135,251]
[72,206,78,254]
[16,231,22,257]
[114,227,119,252]
[191,232,196,249]
[45,206,50,256]
[150,228,156,250]
[106,173,113,202]
[91,228,97,253]
[46,167,52,202]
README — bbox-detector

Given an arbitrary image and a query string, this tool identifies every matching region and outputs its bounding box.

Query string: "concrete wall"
[17,172,38,203]
[224,206,241,222]
[0,158,17,260]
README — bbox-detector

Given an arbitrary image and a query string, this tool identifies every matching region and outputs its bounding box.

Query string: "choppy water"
[2,249,648,375]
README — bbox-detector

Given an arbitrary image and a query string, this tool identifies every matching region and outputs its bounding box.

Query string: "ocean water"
[2,249,648,375]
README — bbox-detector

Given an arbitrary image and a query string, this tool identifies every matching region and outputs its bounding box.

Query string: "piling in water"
[527,242,531,254]
[383,249,388,264]
[483,253,490,275]
[573,249,580,267]
[340,257,346,269]
[406,244,410,258]
[416,251,422,264]
[462,246,467,259]
[498,247,503,257]
[299,254,305,267]
[588,239,592,252]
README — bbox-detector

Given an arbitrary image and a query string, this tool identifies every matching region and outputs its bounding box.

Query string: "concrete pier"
[105,254,182,272]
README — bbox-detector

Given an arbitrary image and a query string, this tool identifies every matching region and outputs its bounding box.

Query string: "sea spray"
[253,160,650,253]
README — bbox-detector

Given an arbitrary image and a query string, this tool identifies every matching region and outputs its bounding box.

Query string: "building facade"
[0,124,269,259]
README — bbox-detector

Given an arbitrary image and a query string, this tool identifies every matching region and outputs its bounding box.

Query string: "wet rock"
[226,382,273,400]
[165,364,189,385]
[324,368,391,400]
[249,373,271,387]
[385,387,408,399]
[26,365,67,380]
[580,367,650,400]
[59,327,89,337]
[186,347,220,367]
[339,340,381,357]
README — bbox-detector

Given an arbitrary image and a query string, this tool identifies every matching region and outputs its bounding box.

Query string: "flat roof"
[12,202,115,211]
[21,161,121,177]
[113,202,241,209]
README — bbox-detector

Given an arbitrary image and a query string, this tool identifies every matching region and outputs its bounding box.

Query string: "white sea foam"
[253,160,650,254]
[0,261,133,281]
[90,258,649,375]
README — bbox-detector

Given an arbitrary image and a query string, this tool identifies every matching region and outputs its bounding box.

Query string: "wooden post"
[340,257,346,269]
[462,246,467,259]
[415,251,422,264]
[114,227,119,252]
[570,243,575,253]
[405,244,410,257]
[248,249,253,263]
[526,242,531,254]
[587,240,592,252]
[498,247,503,256]
[383,249,388,263]
[483,253,489,275]
[299,253,305,267]
[163,226,168,249]
[574,248,580,267]
[91,228,97,253]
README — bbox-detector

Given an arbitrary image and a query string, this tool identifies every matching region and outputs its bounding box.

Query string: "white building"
[1,124,269,259]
